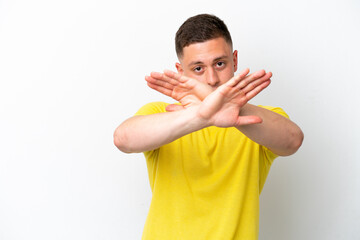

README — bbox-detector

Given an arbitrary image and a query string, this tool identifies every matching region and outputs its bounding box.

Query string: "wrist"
[186,105,212,129]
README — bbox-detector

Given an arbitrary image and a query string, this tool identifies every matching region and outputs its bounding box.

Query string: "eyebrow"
[187,55,228,68]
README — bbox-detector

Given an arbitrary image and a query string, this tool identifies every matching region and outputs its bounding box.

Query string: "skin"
[114,37,304,156]
[176,37,238,88]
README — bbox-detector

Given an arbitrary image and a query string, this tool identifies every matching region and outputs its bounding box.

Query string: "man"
[114,14,303,240]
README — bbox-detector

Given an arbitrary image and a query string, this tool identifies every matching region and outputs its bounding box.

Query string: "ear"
[175,62,183,74]
[233,50,238,72]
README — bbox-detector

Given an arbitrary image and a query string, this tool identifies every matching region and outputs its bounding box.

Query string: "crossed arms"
[114,69,304,156]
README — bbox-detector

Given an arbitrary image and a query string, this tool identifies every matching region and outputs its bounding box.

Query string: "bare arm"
[237,104,303,156]
[113,106,205,153]
[114,69,270,153]
[146,69,304,156]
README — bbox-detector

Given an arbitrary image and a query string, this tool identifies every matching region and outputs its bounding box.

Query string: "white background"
[1,0,359,239]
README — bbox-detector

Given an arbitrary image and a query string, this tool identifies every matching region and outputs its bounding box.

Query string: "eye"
[216,61,225,68]
[193,66,203,72]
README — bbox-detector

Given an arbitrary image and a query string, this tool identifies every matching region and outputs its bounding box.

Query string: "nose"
[206,68,220,87]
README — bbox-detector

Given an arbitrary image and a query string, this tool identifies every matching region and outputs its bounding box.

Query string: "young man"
[114,14,303,240]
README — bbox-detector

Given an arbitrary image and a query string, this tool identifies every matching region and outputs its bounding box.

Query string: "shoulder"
[134,101,170,116]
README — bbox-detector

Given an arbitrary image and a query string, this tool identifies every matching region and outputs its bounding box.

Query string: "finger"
[146,75,176,91]
[240,72,272,94]
[150,72,179,86]
[235,115,263,126]
[217,68,251,95]
[164,70,205,96]
[217,69,268,97]
[147,82,173,97]
[165,104,185,112]
[226,68,250,87]
[244,79,271,101]
[234,69,267,91]
[164,69,194,84]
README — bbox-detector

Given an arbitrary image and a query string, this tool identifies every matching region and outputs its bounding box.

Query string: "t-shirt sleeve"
[258,105,289,119]
[134,102,168,116]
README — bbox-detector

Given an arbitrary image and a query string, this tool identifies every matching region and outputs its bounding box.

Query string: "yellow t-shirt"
[135,102,289,240]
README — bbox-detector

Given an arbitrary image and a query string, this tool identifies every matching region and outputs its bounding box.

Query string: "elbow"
[282,127,304,156]
[295,129,304,151]
[113,127,133,154]
[273,126,304,157]
[291,129,304,154]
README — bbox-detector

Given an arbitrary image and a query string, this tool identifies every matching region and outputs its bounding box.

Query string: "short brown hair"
[175,14,233,58]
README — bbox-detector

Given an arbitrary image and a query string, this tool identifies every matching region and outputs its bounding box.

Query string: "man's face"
[176,37,238,88]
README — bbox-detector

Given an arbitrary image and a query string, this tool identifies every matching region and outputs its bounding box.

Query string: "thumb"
[235,115,263,126]
[166,104,185,112]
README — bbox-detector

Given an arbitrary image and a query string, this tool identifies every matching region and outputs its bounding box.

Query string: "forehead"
[180,37,232,63]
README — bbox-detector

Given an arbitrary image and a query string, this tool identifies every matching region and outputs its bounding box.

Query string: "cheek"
[219,69,234,83]
[184,71,207,83]
[193,75,207,84]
